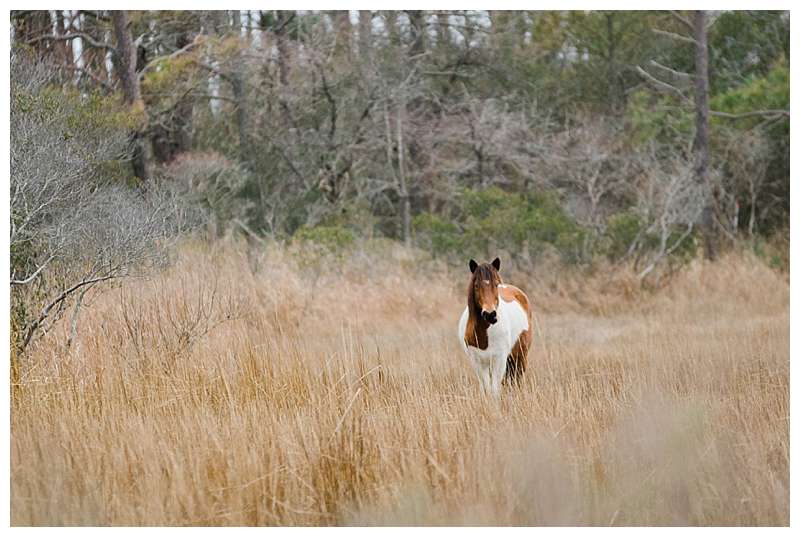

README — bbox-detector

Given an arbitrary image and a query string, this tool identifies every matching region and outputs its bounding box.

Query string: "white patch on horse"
[458,296,529,397]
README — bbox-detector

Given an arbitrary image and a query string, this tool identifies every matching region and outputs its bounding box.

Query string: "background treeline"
[10,10,789,350]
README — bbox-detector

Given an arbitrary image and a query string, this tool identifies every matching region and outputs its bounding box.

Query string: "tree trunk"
[332,10,351,57]
[151,29,194,163]
[514,11,530,49]
[267,10,295,138]
[231,10,250,161]
[462,11,476,48]
[397,97,411,247]
[112,12,140,103]
[692,10,716,260]
[80,11,110,88]
[384,11,400,47]
[173,31,194,154]
[436,12,450,49]
[404,11,426,214]
[358,10,372,61]
[53,11,74,83]
[111,10,151,182]
[274,10,292,87]
[490,11,514,56]
[14,11,52,57]
[407,11,426,57]
[606,12,620,112]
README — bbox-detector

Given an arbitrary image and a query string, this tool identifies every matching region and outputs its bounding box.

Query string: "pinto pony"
[457,257,533,396]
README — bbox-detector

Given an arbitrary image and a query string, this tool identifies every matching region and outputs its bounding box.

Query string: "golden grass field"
[11,240,789,525]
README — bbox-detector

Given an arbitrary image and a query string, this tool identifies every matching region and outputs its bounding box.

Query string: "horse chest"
[459,301,523,359]
[465,328,509,366]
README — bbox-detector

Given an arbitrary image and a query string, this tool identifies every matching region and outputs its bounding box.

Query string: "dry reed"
[11,240,789,525]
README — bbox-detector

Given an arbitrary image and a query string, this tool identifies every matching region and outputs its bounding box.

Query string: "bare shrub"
[10,52,190,353]
[716,128,771,236]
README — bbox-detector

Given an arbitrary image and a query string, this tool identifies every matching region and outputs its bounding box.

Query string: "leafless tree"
[543,116,633,256]
[630,148,707,280]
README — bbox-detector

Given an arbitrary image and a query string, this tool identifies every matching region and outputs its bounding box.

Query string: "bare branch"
[648,60,693,82]
[233,218,266,245]
[652,28,696,45]
[10,255,54,286]
[635,65,689,101]
[138,38,203,79]
[26,31,114,52]
[638,222,694,280]
[65,286,89,349]
[670,11,695,33]
[706,11,722,29]
[21,273,118,351]
[711,109,790,120]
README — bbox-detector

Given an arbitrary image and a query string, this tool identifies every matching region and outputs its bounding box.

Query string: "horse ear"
[492,257,501,271]
[469,259,478,273]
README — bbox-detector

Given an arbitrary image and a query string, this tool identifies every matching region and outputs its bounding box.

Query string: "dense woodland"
[10,10,790,350]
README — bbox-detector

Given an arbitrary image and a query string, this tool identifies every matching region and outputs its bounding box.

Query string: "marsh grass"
[10,240,789,525]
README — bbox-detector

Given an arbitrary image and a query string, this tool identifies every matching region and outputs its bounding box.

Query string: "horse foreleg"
[488,354,507,398]
[468,358,488,396]
[480,366,494,397]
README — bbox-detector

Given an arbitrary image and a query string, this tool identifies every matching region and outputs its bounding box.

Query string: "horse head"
[468,257,502,325]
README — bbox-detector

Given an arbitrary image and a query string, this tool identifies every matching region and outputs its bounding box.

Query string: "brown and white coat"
[458,258,533,396]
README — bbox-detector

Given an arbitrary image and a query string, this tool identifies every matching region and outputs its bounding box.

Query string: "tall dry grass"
[11,240,789,525]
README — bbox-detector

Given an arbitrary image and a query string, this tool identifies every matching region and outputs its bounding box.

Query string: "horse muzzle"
[481,310,498,325]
